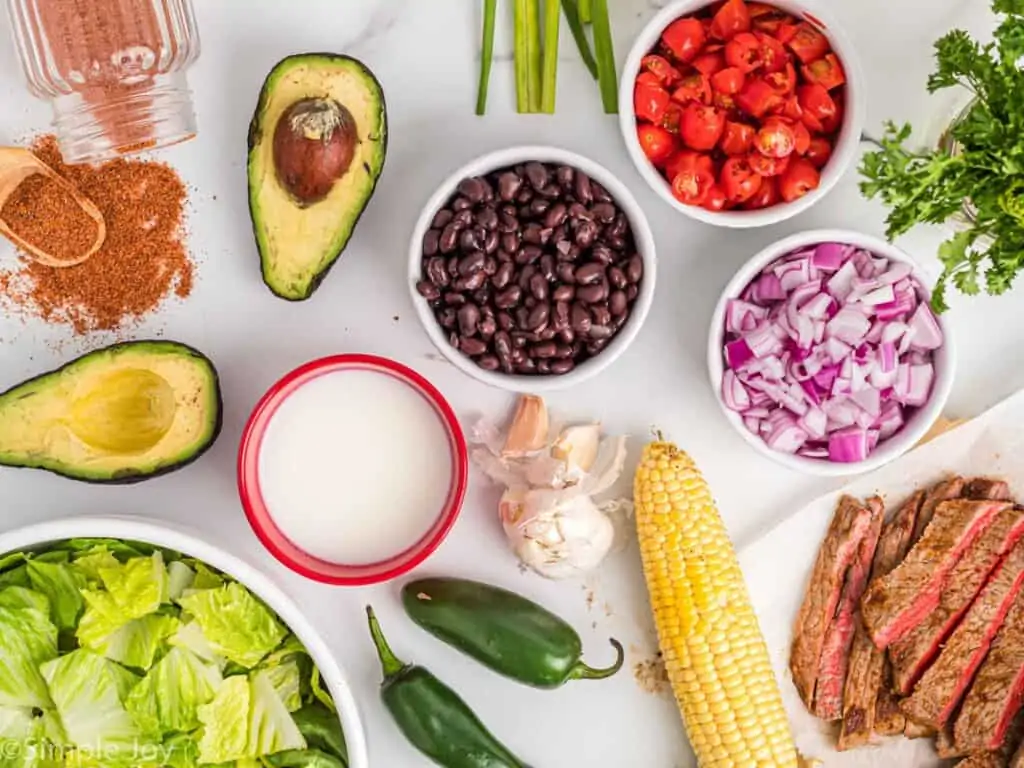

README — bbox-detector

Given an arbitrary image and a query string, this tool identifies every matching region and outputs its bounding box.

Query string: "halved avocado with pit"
[0,340,222,483]
[247,53,388,301]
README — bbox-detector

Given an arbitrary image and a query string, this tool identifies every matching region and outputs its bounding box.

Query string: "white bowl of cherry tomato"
[620,0,865,226]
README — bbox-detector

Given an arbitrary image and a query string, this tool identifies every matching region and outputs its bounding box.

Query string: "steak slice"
[903,719,935,739]
[890,507,1024,694]
[901,538,1024,728]
[791,496,875,710]
[938,724,966,758]
[956,754,1006,768]
[814,496,884,720]
[911,476,966,544]
[967,478,1013,502]
[839,493,921,748]
[861,500,1009,649]
[955,591,1024,752]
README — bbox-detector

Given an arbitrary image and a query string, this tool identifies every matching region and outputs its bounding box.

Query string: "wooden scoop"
[0,147,106,267]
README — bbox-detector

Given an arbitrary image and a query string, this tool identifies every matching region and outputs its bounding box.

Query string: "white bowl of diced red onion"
[707,229,955,477]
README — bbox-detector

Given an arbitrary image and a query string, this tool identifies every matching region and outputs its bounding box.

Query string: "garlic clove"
[502,394,549,457]
[581,435,629,497]
[551,423,602,474]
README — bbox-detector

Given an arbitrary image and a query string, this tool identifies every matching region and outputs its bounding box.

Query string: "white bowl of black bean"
[409,146,657,393]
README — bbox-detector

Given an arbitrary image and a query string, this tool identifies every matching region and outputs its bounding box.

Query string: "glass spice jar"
[5,0,201,163]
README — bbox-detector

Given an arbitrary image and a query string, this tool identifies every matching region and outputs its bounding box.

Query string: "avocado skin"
[0,340,223,485]
[247,52,389,302]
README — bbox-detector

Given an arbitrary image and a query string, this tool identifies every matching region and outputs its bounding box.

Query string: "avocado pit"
[272,97,357,206]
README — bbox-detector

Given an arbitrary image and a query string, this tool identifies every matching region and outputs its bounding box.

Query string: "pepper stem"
[569,638,625,681]
[366,605,406,680]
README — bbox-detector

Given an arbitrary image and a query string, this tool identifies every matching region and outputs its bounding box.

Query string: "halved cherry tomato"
[636,71,663,88]
[779,157,820,202]
[661,103,684,133]
[720,121,756,155]
[752,11,794,35]
[748,152,790,177]
[702,183,729,211]
[709,0,751,41]
[637,124,677,166]
[671,73,712,104]
[681,103,726,151]
[820,93,843,133]
[805,137,833,168]
[746,2,780,19]
[776,22,798,44]
[713,91,736,111]
[661,17,706,63]
[641,54,682,86]
[668,151,716,205]
[756,32,788,73]
[797,83,836,129]
[725,32,763,74]
[790,119,811,154]
[693,50,726,75]
[765,62,797,95]
[755,117,796,157]
[743,176,780,208]
[786,22,830,64]
[711,67,745,95]
[802,53,845,90]
[735,77,783,118]
[635,81,671,123]
[721,156,763,203]
[665,150,706,182]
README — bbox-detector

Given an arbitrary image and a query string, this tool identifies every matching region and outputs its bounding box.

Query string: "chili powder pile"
[1,173,100,264]
[0,136,194,334]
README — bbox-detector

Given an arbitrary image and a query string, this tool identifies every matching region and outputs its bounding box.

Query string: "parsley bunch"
[860,0,1024,312]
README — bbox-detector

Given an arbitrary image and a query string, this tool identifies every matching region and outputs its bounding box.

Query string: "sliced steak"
[901,538,1024,728]
[956,754,1007,768]
[1013,740,1024,768]
[839,493,920,748]
[938,725,966,758]
[903,719,935,739]
[955,591,1024,753]
[861,500,1009,649]
[911,476,966,544]
[890,507,1024,694]
[791,496,875,710]
[966,478,1013,502]
[873,661,906,736]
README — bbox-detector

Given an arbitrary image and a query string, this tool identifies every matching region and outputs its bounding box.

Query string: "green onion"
[514,0,531,112]
[476,0,498,115]
[560,0,598,80]
[526,0,543,112]
[578,0,592,24]
[590,0,618,113]
[541,0,560,113]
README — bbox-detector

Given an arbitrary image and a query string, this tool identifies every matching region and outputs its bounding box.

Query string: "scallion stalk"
[561,0,598,80]
[590,0,618,113]
[541,0,560,113]
[514,0,531,112]
[476,0,498,115]
[525,0,543,112]
[578,0,592,24]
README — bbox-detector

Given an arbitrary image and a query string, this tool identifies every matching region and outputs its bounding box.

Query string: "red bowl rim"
[237,354,468,586]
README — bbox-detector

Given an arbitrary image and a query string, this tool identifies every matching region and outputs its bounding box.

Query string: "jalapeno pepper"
[401,577,624,689]
[366,606,531,768]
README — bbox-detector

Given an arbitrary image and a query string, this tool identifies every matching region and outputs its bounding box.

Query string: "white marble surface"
[0,0,1011,765]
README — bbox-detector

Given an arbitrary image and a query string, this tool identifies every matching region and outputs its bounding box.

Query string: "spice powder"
[0,135,193,334]
[0,173,99,263]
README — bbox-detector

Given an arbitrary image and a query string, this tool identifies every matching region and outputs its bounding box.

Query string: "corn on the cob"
[634,438,804,767]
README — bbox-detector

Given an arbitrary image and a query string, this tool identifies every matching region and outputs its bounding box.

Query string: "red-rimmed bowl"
[237,354,468,585]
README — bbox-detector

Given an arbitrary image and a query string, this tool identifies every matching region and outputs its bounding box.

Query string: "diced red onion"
[801,293,834,319]
[798,446,830,459]
[875,400,904,440]
[746,325,783,358]
[721,370,751,411]
[743,415,761,435]
[826,308,871,345]
[812,243,847,272]
[725,299,768,334]
[908,303,943,350]
[852,386,881,417]
[750,273,785,303]
[827,261,858,301]
[725,338,754,369]
[799,407,827,439]
[775,257,811,292]
[829,427,870,463]
[861,284,896,306]
[879,261,913,285]
[898,363,934,407]
[879,342,897,373]
[766,421,808,453]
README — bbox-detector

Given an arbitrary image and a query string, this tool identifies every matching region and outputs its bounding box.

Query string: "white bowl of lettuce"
[0,516,366,768]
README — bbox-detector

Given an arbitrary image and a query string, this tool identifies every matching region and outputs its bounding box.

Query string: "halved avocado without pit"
[248,53,388,301]
[0,340,222,483]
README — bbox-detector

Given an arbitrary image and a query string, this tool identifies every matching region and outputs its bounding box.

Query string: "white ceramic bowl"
[0,516,368,768]
[707,229,956,477]
[619,0,866,228]
[408,146,657,393]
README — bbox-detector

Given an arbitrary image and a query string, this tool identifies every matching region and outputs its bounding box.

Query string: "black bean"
[525,162,549,190]
[511,329,530,348]
[478,206,499,230]
[589,325,614,341]
[529,273,549,301]
[515,307,530,330]
[568,202,592,221]
[472,287,491,306]
[574,220,598,249]
[484,230,499,255]
[460,337,488,355]
[457,303,481,336]
[438,308,457,329]
[532,341,558,358]
[495,285,522,309]
[608,213,628,239]
[591,305,612,328]
[539,254,556,282]
[439,224,460,253]
[516,245,542,265]
[626,284,639,301]
[558,327,575,344]
[511,347,525,365]
[458,228,479,251]
[529,198,550,217]
[543,202,567,228]
[626,254,644,284]
[426,257,448,286]
[591,244,615,265]
[422,229,440,256]
[554,344,574,359]
[538,227,554,245]
[492,262,514,289]
[452,209,473,228]
[479,355,500,371]
[478,316,497,338]
[517,358,538,374]
[591,181,612,203]
[611,313,627,331]
[458,251,486,276]
[556,165,574,188]
[537,185,561,200]
[416,280,440,300]
[574,172,593,204]
[481,304,495,318]
[591,202,616,223]
[499,211,519,233]
[553,284,574,302]
[457,271,486,291]
[550,359,575,374]
[497,172,522,201]
[608,265,627,289]
[444,292,466,306]
[518,264,537,289]
[571,303,591,333]
[497,311,514,330]
[494,331,513,372]
[452,196,472,212]
[537,360,552,374]
[446,256,460,280]
[522,223,543,244]
[432,209,453,229]
[516,190,533,205]
[574,262,604,285]
[501,232,520,253]
[449,331,460,348]
[609,290,628,316]
[527,303,550,331]
[484,257,498,276]
[605,235,627,250]
[587,340,607,355]
[539,326,557,341]
[457,177,486,203]
[524,295,537,309]
[576,283,607,304]
[556,263,576,284]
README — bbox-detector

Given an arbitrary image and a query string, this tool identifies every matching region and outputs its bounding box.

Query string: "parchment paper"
[738,388,1024,766]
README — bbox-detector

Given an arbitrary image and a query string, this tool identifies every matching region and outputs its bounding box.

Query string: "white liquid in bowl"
[257,369,454,565]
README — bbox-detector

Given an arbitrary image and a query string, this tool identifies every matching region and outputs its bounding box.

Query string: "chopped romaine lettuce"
[93,614,180,671]
[178,584,285,668]
[25,562,85,631]
[126,647,222,737]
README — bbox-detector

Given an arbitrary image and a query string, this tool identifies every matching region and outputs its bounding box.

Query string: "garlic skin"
[499,488,616,580]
